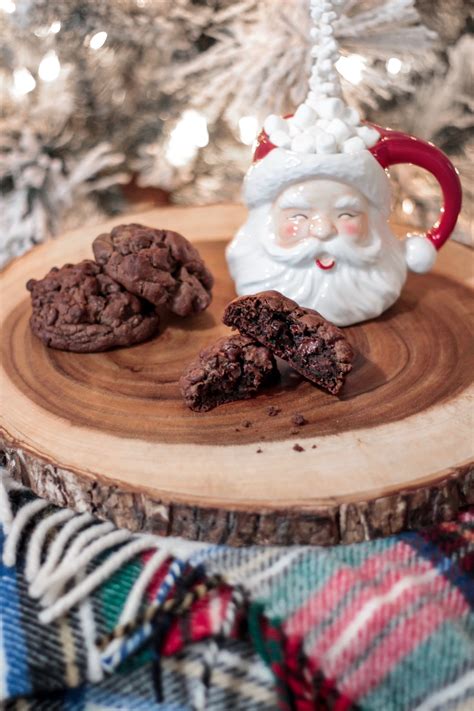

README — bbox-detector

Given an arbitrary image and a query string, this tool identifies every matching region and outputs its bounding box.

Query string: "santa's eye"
[338,211,358,219]
[289,213,308,220]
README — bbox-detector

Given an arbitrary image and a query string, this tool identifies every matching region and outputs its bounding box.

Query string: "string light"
[166,110,209,167]
[12,67,36,96]
[38,51,61,82]
[402,198,415,215]
[34,21,61,38]
[386,57,402,75]
[335,55,365,85]
[238,116,259,145]
[0,0,15,12]
[89,31,108,50]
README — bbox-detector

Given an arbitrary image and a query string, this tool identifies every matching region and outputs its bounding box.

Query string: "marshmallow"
[320,81,339,95]
[319,41,338,59]
[357,125,380,148]
[321,25,334,37]
[315,118,330,130]
[316,131,338,154]
[316,97,345,120]
[293,103,317,128]
[291,133,316,153]
[287,118,300,138]
[263,114,287,135]
[317,58,333,74]
[343,107,361,126]
[270,130,291,148]
[342,136,366,153]
[326,117,353,143]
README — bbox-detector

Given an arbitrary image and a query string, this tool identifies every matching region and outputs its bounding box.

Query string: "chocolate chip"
[267,405,281,417]
[291,413,308,427]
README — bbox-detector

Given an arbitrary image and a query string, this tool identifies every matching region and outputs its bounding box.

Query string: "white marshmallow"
[293,103,317,128]
[316,131,338,154]
[291,133,316,153]
[322,11,337,22]
[357,125,380,148]
[343,107,361,126]
[287,119,300,138]
[342,136,366,153]
[270,130,291,148]
[316,97,345,120]
[326,117,353,143]
[320,81,338,95]
[317,58,333,75]
[263,115,287,135]
[319,41,338,59]
[315,118,330,130]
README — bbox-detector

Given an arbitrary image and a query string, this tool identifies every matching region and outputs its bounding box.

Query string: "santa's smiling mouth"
[315,257,336,270]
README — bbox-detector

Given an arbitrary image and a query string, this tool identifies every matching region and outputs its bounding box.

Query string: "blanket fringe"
[0,470,234,696]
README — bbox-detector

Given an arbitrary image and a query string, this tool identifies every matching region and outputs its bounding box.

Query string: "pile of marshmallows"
[263,0,380,157]
[263,100,380,157]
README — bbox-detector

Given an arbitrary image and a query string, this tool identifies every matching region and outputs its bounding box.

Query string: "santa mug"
[226,120,462,327]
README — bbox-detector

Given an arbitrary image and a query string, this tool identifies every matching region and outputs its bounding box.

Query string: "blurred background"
[1,0,472,267]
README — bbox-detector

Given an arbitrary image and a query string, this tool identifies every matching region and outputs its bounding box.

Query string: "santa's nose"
[309,215,334,240]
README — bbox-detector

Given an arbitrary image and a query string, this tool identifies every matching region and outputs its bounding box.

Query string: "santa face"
[226,177,408,326]
[274,180,370,270]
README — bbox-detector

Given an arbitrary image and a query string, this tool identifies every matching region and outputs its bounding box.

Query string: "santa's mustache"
[262,230,382,268]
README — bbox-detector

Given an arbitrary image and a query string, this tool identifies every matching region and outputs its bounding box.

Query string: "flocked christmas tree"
[0,0,472,267]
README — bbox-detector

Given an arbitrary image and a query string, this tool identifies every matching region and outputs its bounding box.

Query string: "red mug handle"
[368,123,462,251]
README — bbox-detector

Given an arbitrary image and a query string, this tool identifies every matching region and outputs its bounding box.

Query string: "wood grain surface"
[1,203,473,545]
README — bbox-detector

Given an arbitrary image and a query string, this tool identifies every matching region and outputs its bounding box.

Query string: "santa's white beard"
[226,203,407,326]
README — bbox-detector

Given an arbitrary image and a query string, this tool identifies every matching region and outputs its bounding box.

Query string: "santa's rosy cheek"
[342,223,361,236]
[338,218,367,239]
[283,223,299,238]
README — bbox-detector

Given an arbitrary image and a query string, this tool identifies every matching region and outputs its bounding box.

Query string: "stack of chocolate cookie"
[180,290,354,412]
[27,224,214,353]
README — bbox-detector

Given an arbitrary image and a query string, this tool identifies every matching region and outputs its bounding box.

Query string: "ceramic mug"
[226,121,463,327]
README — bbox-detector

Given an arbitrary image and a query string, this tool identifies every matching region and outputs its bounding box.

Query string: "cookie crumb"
[292,414,308,427]
[256,447,263,453]
[293,443,305,452]
[267,405,281,417]
[242,419,252,428]
[311,444,317,449]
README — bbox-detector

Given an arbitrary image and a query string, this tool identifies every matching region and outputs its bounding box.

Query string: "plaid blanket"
[1,477,473,710]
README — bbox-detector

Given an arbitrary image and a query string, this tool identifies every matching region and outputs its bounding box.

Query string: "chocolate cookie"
[223,290,354,395]
[180,334,279,412]
[92,224,214,317]
[27,260,160,352]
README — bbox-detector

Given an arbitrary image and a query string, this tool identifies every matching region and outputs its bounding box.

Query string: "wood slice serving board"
[1,204,473,545]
